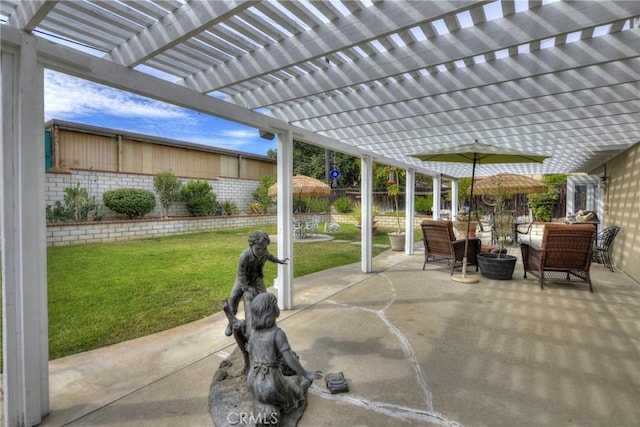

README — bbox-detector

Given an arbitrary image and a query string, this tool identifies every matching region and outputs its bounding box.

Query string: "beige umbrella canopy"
[267,175,331,198]
[473,173,549,196]
[412,141,548,283]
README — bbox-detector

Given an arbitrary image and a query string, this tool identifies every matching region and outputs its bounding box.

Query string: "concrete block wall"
[329,213,433,230]
[45,170,259,219]
[44,212,551,247]
[46,214,277,246]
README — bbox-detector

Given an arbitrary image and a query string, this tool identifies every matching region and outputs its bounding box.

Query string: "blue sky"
[44,69,277,156]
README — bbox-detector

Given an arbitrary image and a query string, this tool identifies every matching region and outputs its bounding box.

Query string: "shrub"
[248,202,262,214]
[293,198,308,213]
[221,200,239,215]
[333,196,352,213]
[180,180,217,216]
[252,175,276,213]
[46,201,71,223]
[351,202,379,224]
[103,188,156,219]
[415,194,434,214]
[153,170,182,218]
[305,197,331,213]
[46,181,98,222]
[542,174,567,185]
[528,190,559,222]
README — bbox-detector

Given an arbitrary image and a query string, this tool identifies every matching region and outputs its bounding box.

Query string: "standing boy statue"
[224,230,288,337]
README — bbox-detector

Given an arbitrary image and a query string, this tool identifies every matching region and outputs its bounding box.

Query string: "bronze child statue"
[246,292,322,420]
[224,230,288,337]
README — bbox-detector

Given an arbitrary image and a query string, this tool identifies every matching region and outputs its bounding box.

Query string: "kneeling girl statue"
[247,292,322,419]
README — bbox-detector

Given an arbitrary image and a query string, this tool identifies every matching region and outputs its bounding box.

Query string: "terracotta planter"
[387,232,405,251]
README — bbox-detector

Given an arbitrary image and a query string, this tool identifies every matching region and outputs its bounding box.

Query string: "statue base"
[209,348,308,427]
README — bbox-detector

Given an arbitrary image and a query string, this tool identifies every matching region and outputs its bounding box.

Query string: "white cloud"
[177,128,265,152]
[44,70,190,121]
[221,128,258,139]
[42,70,274,155]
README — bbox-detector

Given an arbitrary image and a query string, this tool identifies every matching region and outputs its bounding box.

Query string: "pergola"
[1,1,639,425]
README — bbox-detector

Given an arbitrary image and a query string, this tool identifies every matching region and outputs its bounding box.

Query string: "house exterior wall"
[600,142,640,283]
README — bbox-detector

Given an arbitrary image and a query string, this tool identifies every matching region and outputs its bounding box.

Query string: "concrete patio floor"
[3,242,639,427]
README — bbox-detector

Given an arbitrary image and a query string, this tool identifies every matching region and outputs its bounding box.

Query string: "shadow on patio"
[37,244,640,427]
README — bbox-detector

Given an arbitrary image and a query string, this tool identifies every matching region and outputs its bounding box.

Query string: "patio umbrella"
[473,173,549,196]
[412,140,548,283]
[267,174,331,198]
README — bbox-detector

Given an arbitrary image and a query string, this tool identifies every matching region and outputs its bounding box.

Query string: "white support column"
[276,129,294,310]
[433,175,442,219]
[566,177,575,216]
[596,182,605,231]
[451,179,459,219]
[1,34,49,426]
[404,168,415,254]
[586,184,596,212]
[360,155,373,273]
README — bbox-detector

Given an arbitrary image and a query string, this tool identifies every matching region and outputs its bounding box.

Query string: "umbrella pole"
[452,153,480,284]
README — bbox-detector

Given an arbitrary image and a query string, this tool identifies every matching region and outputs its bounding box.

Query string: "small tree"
[251,175,276,213]
[180,179,217,216]
[490,180,515,257]
[153,170,182,219]
[387,167,402,234]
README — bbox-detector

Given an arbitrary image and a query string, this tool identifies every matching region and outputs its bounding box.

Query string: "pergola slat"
[0,0,637,176]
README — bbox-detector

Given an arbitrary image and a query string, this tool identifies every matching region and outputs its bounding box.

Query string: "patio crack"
[319,272,463,426]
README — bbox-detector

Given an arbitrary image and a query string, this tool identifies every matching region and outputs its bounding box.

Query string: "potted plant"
[476,179,518,280]
[386,169,405,251]
[352,201,378,233]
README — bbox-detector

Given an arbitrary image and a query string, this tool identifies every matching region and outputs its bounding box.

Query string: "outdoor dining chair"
[593,225,621,272]
[515,221,534,245]
[304,215,320,237]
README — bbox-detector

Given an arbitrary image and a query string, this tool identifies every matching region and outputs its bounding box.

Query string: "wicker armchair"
[421,220,481,274]
[521,223,597,292]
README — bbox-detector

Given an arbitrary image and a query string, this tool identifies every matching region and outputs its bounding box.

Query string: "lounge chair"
[521,223,597,292]
[421,220,481,275]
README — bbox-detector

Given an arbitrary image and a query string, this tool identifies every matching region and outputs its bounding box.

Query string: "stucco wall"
[602,143,640,283]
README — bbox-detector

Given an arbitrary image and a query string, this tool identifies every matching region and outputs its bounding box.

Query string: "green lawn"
[2,224,416,365]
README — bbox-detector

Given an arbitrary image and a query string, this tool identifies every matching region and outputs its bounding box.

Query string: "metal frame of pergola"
[1,1,639,425]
